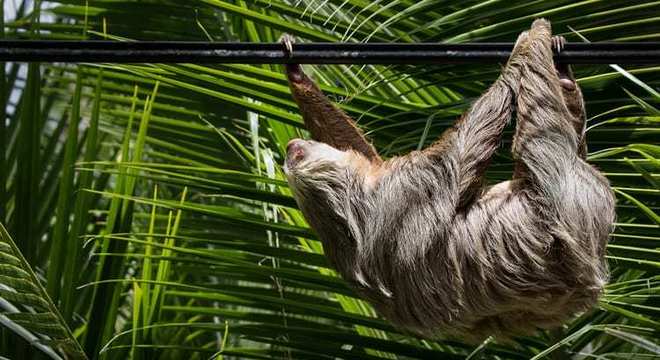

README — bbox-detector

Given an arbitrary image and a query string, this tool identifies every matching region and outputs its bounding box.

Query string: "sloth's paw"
[552,35,566,52]
[552,35,577,91]
[280,34,304,83]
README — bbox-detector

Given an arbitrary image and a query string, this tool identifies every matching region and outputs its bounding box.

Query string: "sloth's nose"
[286,139,303,152]
[286,139,306,165]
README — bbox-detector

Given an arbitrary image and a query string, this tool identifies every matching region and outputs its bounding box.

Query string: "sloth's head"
[283,139,376,236]
[284,139,350,174]
[283,139,357,199]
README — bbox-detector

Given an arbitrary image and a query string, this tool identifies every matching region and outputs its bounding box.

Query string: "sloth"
[282,19,615,341]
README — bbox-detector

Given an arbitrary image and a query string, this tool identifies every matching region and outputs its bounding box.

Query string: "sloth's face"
[283,138,382,189]
[283,139,366,208]
[284,139,349,172]
[283,139,381,211]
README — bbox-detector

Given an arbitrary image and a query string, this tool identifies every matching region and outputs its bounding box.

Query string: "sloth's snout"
[286,139,307,168]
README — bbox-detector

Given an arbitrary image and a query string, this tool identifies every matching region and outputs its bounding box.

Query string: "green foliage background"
[0,1,658,359]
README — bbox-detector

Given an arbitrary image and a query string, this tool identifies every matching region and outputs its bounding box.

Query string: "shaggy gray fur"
[284,20,615,341]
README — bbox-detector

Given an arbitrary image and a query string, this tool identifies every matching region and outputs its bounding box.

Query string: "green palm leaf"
[0,222,87,359]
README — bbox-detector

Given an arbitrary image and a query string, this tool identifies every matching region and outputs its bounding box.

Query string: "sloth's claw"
[280,34,304,83]
[281,33,295,57]
[551,35,576,91]
[552,35,566,53]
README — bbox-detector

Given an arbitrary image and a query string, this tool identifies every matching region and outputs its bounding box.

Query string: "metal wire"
[0,40,658,64]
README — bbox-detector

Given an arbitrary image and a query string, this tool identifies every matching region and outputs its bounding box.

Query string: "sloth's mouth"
[285,138,307,168]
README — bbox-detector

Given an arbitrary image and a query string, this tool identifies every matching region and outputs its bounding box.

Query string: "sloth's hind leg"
[511,19,582,187]
[510,19,613,282]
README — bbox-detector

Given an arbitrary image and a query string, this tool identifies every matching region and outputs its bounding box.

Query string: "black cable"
[0,40,658,64]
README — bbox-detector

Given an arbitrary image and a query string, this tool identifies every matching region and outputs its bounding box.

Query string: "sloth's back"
[370,164,614,341]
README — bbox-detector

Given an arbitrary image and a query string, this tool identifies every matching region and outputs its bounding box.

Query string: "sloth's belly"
[363,182,611,341]
[479,179,523,202]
